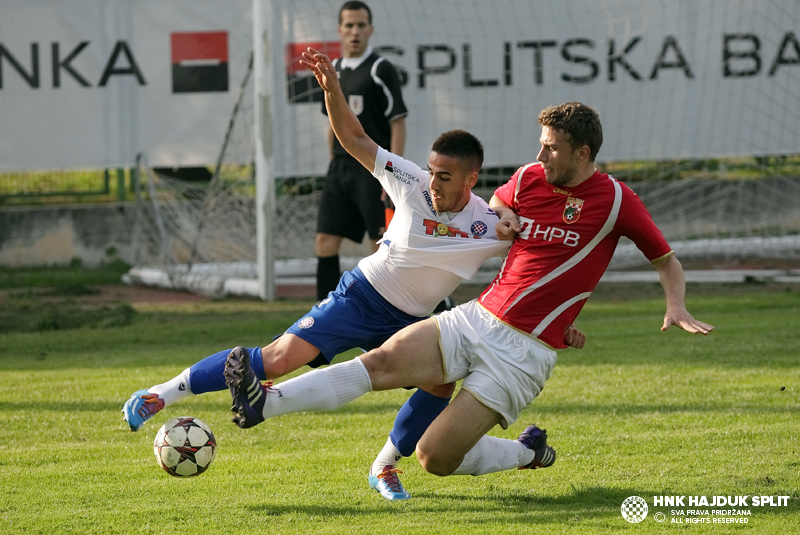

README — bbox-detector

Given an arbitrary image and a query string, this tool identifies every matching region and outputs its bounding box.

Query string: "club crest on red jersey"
[563,196,584,224]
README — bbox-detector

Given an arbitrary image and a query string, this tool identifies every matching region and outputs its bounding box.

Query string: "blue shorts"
[284,267,425,367]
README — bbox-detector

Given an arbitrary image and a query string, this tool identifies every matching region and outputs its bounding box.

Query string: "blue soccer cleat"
[122,389,165,432]
[517,425,556,469]
[369,466,411,501]
[224,346,268,429]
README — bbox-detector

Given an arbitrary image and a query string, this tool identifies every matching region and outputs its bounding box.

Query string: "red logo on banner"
[171,31,229,93]
[286,41,340,103]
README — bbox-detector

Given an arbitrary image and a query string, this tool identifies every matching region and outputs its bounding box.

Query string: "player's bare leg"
[360,318,446,390]
[415,389,502,476]
[228,318,446,427]
[417,389,555,477]
[260,334,324,379]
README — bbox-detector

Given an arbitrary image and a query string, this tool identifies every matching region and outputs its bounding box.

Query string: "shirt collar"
[339,46,373,70]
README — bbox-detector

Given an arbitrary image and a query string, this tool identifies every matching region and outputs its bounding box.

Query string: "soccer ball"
[153,416,216,477]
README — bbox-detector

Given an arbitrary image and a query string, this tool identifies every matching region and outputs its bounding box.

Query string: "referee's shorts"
[317,156,386,243]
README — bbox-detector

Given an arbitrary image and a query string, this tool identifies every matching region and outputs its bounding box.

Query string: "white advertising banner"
[0,0,252,171]
[266,0,800,176]
[2,1,798,173]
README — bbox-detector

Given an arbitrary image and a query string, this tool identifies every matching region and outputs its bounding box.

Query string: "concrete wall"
[0,203,136,267]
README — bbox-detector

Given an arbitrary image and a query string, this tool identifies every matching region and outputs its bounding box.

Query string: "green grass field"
[0,275,798,534]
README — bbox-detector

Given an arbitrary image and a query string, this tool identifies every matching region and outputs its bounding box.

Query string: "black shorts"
[317,156,385,243]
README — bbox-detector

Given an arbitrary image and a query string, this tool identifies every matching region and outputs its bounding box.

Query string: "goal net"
[129,0,800,298]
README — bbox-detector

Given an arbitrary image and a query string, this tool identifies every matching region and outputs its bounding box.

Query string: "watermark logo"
[621,496,648,523]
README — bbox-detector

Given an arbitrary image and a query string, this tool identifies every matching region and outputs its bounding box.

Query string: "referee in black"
[315,1,407,300]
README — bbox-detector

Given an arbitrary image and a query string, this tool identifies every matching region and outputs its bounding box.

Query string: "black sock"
[316,255,340,300]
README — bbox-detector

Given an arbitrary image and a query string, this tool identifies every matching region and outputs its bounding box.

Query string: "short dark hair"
[339,1,372,24]
[431,130,484,173]
[538,102,603,161]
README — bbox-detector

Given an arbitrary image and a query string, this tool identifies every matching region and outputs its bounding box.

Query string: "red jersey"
[479,163,673,349]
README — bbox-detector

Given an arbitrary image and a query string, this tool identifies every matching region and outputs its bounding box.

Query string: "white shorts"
[435,299,558,429]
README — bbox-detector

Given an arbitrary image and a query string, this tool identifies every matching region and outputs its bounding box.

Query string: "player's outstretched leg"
[122,347,267,431]
[225,346,269,428]
[517,425,556,469]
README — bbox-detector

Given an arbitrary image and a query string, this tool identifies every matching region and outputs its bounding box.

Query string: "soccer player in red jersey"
[226,91,713,489]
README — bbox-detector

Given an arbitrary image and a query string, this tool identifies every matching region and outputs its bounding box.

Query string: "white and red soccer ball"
[153,416,216,477]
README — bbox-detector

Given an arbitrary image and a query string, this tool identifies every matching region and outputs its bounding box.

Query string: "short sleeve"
[616,186,673,262]
[376,60,408,122]
[372,147,425,205]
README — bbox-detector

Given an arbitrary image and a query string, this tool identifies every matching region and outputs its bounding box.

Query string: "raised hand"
[299,48,340,93]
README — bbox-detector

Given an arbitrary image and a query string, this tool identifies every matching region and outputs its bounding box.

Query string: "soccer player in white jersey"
[122,46,587,500]
[225,50,713,494]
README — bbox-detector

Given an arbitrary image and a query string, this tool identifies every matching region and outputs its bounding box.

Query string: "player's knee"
[260,346,297,379]
[416,443,457,477]
[360,347,395,385]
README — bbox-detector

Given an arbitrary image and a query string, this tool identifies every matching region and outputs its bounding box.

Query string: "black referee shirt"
[323,51,408,158]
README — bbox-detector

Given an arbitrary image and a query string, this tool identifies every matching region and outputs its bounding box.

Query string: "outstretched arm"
[489,195,522,241]
[654,254,714,334]
[300,48,378,172]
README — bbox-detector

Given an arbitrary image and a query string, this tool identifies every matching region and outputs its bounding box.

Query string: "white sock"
[262,357,372,419]
[450,435,535,476]
[148,367,192,407]
[371,437,403,476]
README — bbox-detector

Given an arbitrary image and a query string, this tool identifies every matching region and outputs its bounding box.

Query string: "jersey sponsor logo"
[518,215,580,246]
[423,219,484,239]
[471,220,488,236]
[348,94,364,115]
[563,196,584,224]
[422,191,437,217]
[297,316,315,329]
[392,167,418,185]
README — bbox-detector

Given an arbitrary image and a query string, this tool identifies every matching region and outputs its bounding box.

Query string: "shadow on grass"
[245,485,640,524]
[244,485,800,525]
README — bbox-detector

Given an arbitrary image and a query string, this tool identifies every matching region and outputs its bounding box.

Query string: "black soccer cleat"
[517,425,556,469]
[224,346,267,428]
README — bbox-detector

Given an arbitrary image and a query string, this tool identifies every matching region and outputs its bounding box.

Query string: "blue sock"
[389,389,451,457]
[189,347,266,394]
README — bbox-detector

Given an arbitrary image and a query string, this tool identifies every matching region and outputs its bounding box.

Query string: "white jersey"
[358,147,510,316]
